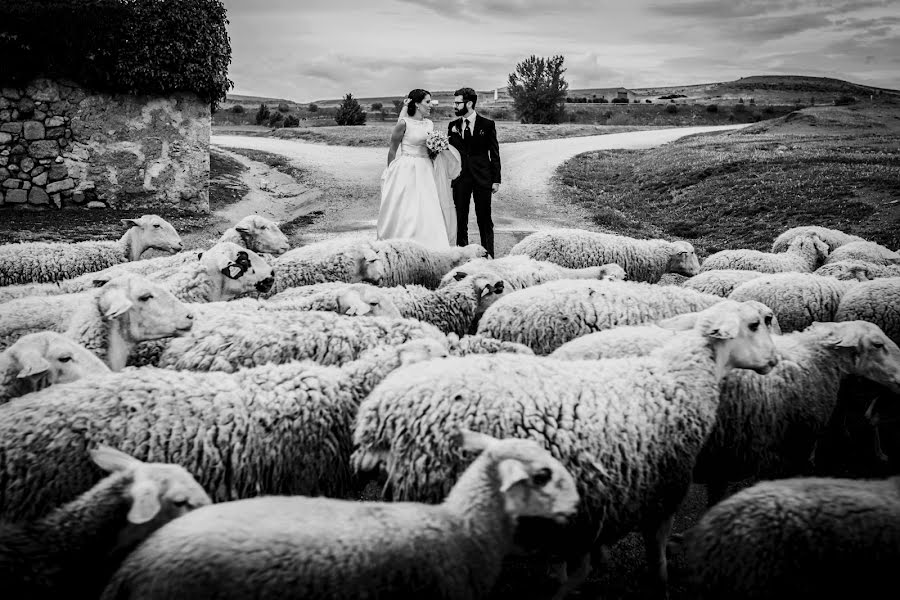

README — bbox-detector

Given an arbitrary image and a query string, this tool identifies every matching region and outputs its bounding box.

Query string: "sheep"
[728,272,855,332]
[475,279,724,355]
[0,215,183,286]
[0,339,448,522]
[266,284,402,319]
[835,278,900,345]
[824,240,900,266]
[682,269,767,297]
[372,238,487,288]
[508,228,700,283]
[815,259,900,281]
[439,255,627,290]
[99,430,579,600]
[1,445,210,600]
[1,332,110,404]
[0,216,286,302]
[683,474,900,600]
[446,333,535,356]
[353,300,779,595]
[270,238,385,293]
[700,233,829,273]
[771,225,865,253]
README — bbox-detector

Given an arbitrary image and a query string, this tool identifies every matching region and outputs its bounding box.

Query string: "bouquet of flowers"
[425,130,450,161]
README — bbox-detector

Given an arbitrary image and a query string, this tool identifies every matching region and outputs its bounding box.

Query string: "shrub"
[277,102,290,113]
[763,106,775,115]
[834,95,857,106]
[611,97,628,104]
[598,97,609,103]
[334,93,366,126]
[283,114,300,127]
[268,111,284,127]
[392,99,403,112]
[645,99,652,103]
[733,102,747,113]
[255,103,270,124]
[370,102,383,111]
[706,104,718,113]
[0,0,233,107]
[507,54,568,124]
[308,103,319,112]
[231,104,245,113]
[665,104,677,114]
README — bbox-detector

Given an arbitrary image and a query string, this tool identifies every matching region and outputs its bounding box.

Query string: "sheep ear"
[363,249,379,262]
[127,478,162,524]
[455,429,498,453]
[453,271,468,281]
[497,458,531,493]
[16,355,51,379]
[99,287,133,319]
[121,218,142,229]
[91,445,142,473]
[657,312,699,331]
[703,313,741,340]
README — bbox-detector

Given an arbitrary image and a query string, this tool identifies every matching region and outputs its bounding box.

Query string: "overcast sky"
[223,0,900,101]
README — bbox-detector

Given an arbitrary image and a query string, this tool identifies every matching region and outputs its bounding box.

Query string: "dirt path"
[211,124,748,254]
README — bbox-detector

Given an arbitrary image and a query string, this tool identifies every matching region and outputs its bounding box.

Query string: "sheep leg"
[642,513,675,599]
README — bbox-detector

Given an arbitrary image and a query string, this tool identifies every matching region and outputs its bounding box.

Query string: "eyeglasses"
[454,101,467,105]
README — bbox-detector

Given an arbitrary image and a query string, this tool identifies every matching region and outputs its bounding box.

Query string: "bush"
[255,103,270,124]
[334,93,367,126]
[231,104,245,113]
[371,102,383,111]
[277,102,290,113]
[665,104,677,114]
[0,0,233,107]
[834,95,857,106]
[283,114,300,127]
[645,99,652,103]
[733,102,747,113]
[706,104,718,113]
[598,97,609,103]
[507,54,568,124]
[308,103,319,112]
[268,111,284,127]
[392,99,403,112]
[611,97,628,104]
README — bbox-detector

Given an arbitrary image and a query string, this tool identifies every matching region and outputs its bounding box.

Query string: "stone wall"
[0,78,210,211]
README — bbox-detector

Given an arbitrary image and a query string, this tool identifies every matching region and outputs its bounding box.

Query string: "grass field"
[552,102,900,258]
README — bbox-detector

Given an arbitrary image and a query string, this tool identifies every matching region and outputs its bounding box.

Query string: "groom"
[448,87,501,257]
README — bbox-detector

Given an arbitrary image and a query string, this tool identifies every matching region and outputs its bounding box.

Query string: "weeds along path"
[211,124,748,254]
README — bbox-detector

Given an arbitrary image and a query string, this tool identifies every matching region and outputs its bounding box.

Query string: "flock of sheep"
[1,214,899,600]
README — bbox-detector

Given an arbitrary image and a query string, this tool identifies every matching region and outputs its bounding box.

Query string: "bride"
[376,89,460,248]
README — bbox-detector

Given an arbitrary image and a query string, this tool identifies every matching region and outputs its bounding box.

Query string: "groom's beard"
[454,108,467,117]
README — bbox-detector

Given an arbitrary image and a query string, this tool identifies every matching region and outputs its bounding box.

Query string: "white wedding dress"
[377,116,459,248]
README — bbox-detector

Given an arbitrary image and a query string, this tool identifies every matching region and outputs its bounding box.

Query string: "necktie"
[463,119,470,142]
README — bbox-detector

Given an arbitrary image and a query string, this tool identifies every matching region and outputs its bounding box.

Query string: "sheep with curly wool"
[728,272,855,332]
[0,216,286,303]
[771,225,865,253]
[265,284,401,319]
[446,333,534,356]
[372,238,487,288]
[99,430,578,600]
[1,445,210,600]
[835,278,900,345]
[682,269,767,297]
[0,332,109,404]
[815,259,900,281]
[0,215,183,286]
[701,233,829,273]
[824,240,900,266]
[270,238,385,294]
[353,300,779,596]
[439,255,627,290]
[684,474,900,600]
[0,340,448,522]
[508,228,700,283]
[475,279,724,355]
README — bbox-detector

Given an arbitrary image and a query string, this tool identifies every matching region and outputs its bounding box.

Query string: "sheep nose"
[186,312,195,320]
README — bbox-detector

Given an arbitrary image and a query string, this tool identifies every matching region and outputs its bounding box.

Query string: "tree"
[371,102,383,111]
[308,103,319,112]
[392,99,403,113]
[506,54,568,124]
[334,93,367,126]
[254,103,270,124]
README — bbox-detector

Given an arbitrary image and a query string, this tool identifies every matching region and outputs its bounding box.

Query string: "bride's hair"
[406,88,431,117]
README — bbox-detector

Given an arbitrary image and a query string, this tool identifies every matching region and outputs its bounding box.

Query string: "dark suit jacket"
[448,114,501,189]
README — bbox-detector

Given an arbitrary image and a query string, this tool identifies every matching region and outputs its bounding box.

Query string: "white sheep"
[815,259,900,281]
[771,225,865,253]
[682,269,767,297]
[266,284,402,319]
[439,255,626,290]
[728,272,854,332]
[99,430,578,600]
[700,233,829,273]
[508,228,700,283]
[0,216,286,302]
[0,331,110,404]
[0,340,448,521]
[824,240,900,266]
[353,300,779,596]
[0,215,183,286]
[1,445,210,600]
[373,238,487,288]
[835,277,900,345]
[476,279,724,355]
[270,238,385,293]
[684,474,900,599]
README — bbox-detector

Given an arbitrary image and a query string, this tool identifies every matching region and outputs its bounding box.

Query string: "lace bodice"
[400,117,433,158]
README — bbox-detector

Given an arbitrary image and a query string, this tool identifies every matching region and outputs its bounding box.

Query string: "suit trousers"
[452,177,494,257]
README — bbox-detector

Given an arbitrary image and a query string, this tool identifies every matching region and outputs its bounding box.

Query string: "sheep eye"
[531,467,552,487]
[58,355,73,363]
[873,341,885,349]
[749,322,760,332]
[171,498,190,508]
[139,293,153,302]
[153,223,161,228]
